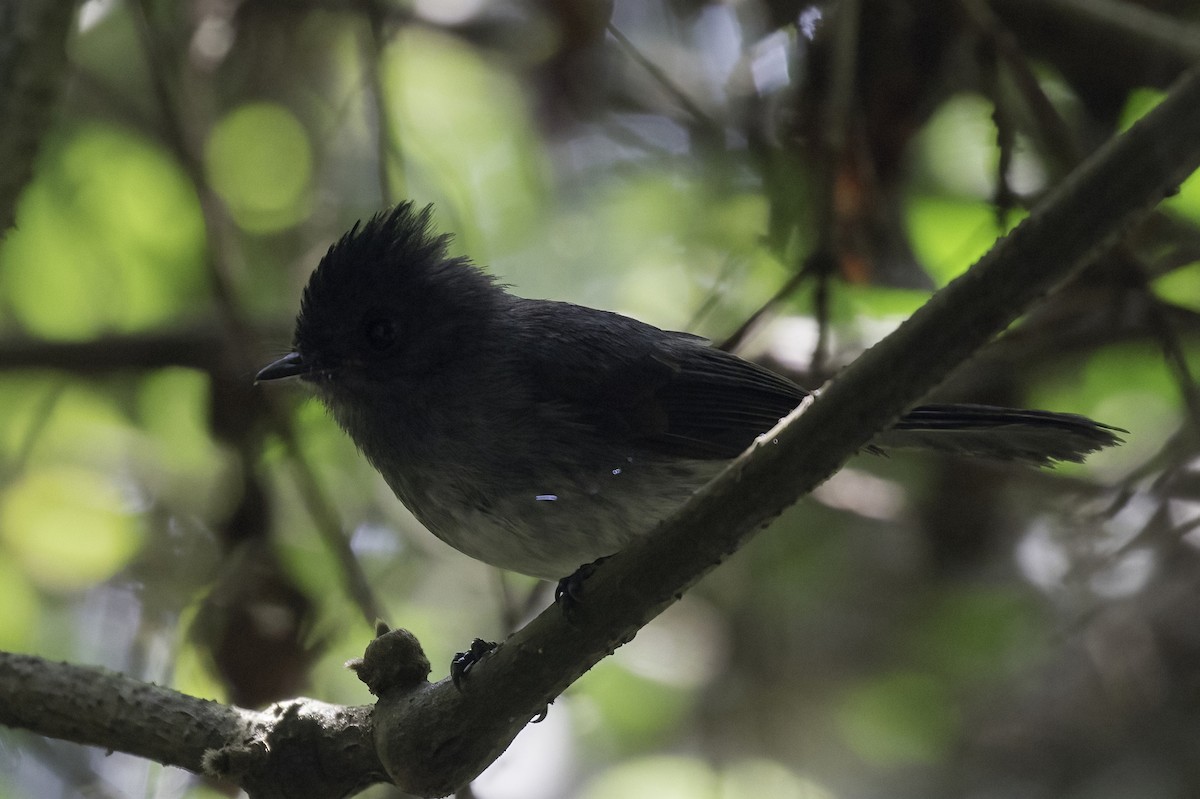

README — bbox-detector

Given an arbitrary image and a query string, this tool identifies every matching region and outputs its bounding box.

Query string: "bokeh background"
[3,1,1200,797]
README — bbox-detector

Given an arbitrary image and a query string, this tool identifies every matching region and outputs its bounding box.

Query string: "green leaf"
[1151,262,1200,312]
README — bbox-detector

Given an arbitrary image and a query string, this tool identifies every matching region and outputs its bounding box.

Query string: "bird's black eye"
[364,317,398,351]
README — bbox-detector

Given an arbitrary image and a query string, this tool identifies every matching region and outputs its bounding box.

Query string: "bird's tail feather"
[874,404,1125,465]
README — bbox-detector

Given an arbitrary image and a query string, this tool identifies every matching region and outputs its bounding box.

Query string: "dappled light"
[2,1,1200,797]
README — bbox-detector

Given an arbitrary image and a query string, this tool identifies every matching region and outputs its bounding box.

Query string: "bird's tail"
[873,404,1125,465]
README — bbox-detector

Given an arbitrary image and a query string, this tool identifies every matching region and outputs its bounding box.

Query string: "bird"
[257,202,1123,582]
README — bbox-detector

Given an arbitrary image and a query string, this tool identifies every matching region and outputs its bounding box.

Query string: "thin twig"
[1003,0,1200,62]
[721,1,862,359]
[359,0,403,205]
[606,22,722,137]
[5,380,66,479]
[964,0,1084,172]
[717,259,810,352]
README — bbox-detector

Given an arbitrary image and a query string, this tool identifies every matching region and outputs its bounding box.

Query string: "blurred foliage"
[206,102,314,231]
[3,0,1200,797]
[0,124,206,338]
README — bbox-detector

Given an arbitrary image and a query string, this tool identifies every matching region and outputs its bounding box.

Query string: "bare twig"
[128,0,386,628]
[606,22,722,137]
[998,0,1200,62]
[359,0,404,204]
[720,0,861,360]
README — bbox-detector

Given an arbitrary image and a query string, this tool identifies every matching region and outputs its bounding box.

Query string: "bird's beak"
[256,351,311,383]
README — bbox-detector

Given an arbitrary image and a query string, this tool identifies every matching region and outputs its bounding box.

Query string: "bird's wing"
[513,300,807,460]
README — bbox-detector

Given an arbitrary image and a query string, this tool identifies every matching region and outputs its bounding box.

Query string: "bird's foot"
[554,555,610,622]
[450,638,497,689]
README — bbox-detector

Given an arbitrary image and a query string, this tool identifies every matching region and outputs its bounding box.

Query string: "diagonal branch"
[3,61,1200,799]
[367,63,1200,795]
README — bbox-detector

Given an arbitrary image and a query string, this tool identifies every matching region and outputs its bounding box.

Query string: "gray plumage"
[258,203,1124,580]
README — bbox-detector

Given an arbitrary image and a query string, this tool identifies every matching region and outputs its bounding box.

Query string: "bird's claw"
[554,555,610,622]
[450,638,497,689]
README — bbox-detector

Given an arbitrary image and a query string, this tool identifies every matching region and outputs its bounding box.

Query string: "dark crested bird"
[257,203,1123,581]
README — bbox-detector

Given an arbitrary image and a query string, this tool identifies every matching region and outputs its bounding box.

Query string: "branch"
[991,0,1200,89]
[0,650,384,799]
[4,60,1200,799]
[365,64,1200,794]
[995,0,1200,64]
[0,327,231,374]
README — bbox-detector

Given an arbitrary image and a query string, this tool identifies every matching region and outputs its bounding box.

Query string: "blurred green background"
[3,1,1200,797]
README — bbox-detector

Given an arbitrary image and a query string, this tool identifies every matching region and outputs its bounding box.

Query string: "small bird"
[257,203,1123,581]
